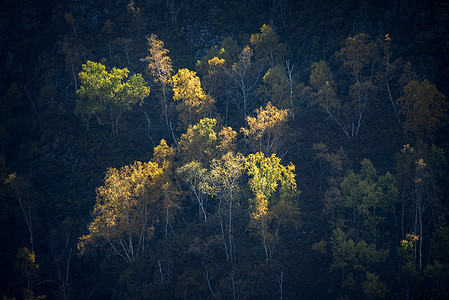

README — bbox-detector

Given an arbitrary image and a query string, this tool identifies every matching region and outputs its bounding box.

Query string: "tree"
[172,68,215,130]
[250,24,286,69]
[177,161,210,222]
[340,159,398,245]
[15,247,41,298]
[76,61,150,135]
[165,0,186,23]
[141,34,174,138]
[206,152,245,265]
[62,37,88,93]
[178,118,218,163]
[397,79,448,142]
[216,126,238,156]
[226,46,262,120]
[310,34,378,142]
[396,148,436,271]
[309,60,346,137]
[375,34,408,125]
[127,0,146,38]
[241,102,290,156]
[245,152,297,261]
[313,228,388,299]
[5,173,35,253]
[152,139,179,237]
[258,62,301,123]
[313,143,349,220]
[336,33,378,141]
[200,57,226,101]
[196,37,240,125]
[78,161,162,263]
[113,37,133,66]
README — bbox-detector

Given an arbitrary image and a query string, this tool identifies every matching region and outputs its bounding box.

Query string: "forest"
[1,0,449,299]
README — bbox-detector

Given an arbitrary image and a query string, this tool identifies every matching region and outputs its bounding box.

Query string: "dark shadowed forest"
[1,0,449,299]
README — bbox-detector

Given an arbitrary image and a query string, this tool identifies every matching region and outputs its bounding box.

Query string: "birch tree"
[250,24,286,69]
[310,34,378,142]
[226,46,262,120]
[245,152,297,261]
[207,152,245,265]
[76,61,150,135]
[78,161,162,263]
[142,34,175,138]
[397,79,447,143]
[241,102,290,156]
[172,68,215,130]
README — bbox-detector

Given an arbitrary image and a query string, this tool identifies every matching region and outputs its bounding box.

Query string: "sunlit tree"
[78,161,162,263]
[178,118,218,165]
[172,68,215,129]
[206,152,245,264]
[245,152,297,261]
[142,34,174,136]
[241,102,290,156]
[152,139,179,237]
[76,61,150,135]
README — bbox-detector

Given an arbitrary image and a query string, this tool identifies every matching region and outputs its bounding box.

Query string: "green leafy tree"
[313,143,349,220]
[178,118,218,164]
[245,152,297,261]
[76,61,150,135]
[340,159,398,245]
[250,24,286,69]
[258,63,303,122]
[313,228,388,298]
[177,161,210,222]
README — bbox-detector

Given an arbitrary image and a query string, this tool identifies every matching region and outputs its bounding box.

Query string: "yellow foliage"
[208,57,225,73]
[172,68,215,129]
[245,152,297,220]
[78,161,162,258]
[252,193,268,220]
[241,102,289,154]
[152,139,175,167]
[142,34,173,85]
[217,127,237,154]
[400,233,419,259]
